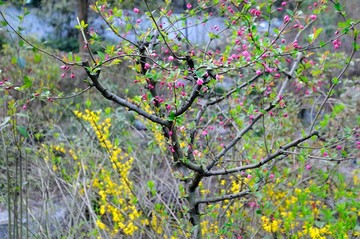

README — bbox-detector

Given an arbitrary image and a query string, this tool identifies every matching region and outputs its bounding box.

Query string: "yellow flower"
[96,219,107,230]
[261,216,281,233]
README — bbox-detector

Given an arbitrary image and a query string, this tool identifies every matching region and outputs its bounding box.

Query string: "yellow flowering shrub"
[74,109,141,236]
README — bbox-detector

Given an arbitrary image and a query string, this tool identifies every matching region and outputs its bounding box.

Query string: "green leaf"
[167,112,175,121]
[286,9,294,16]
[319,114,329,127]
[16,125,29,138]
[85,98,92,108]
[208,32,220,39]
[68,52,73,61]
[105,107,112,115]
[334,2,342,11]
[23,75,32,88]
[75,55,82,62]
[299,76,308,83]
[33,53,42,63]
[147,180,155,190]
[332,103,345,115]
[332,77,339,85]
[80,20,88,29]
[108,59,122,66]
[97,51,105,61]
[313,28,323,40]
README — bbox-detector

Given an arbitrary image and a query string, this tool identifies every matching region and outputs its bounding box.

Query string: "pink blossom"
[247,174,252,179]
[274,73,281,79]
[186,3,192,9]
[249,9,261,16]
[284,15,290,23]
[202,130,208,136]
[179,126,186,132]
[193,150,202,157]
[70,72,75,79]
[281,1,287,6]
[242,50,250,58]
[283,113,288,118]
[176,81,185,87]
[269,173,275,180]
[248,201,257,207]
[228,6,235,14]
[292,40,301,49]
[144,63,151,70]
[22,104,27,110]
[168,55,174,61]
[305,164,312,171]
[309,15,317,20]
[323,152,329,157]
[256,70,262,75]
[61,73,66,78]
[336,145,342,150]
[279,100,286,108]
[133,8,140,14]
[196,78,204,85]
[333,38,341,49]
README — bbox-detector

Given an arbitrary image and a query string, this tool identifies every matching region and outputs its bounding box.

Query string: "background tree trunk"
[78,0,89,53]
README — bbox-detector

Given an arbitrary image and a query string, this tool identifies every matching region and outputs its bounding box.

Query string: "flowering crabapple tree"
[1,0,360,238]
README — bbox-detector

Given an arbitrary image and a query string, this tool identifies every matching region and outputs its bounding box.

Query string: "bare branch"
[204,131,318,176]
[82,60,170,127]
[309,43,357,132]
[0,10,78,66]
[195,189,250,205]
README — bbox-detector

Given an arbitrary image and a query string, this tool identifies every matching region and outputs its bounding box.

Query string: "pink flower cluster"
[333,38,341,49]
[60,65,75,79]
[249,8,261,17]
[284,15,290,23]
